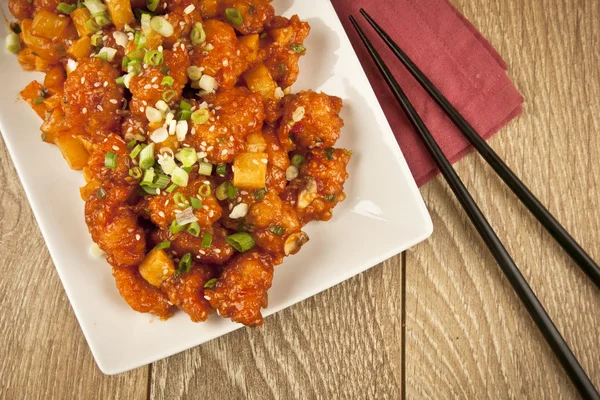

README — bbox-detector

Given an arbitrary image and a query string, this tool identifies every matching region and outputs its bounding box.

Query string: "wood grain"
[0,140,149,400]
[405,0,600,398]
[1,0,599,399]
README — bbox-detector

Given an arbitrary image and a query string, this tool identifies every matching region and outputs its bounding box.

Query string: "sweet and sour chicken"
[9,0,351,327]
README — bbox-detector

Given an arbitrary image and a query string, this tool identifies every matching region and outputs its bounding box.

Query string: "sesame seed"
[252,159,259,165]
[202,205,209,210]
[158,211,165,217]
[82,107,87,114]
[94,82,101,87]
[144,84,151,90]
[97,105,104,111]
[206,145,214,151]
[81,77,85,84]
[199,250,206,255]
[135,234,141,241]
[214,249,221,254]
[261,158,268,164]
[110,99,118,104]
[112,145,119,151]
[103,81,108,87]
[209,210,214,218]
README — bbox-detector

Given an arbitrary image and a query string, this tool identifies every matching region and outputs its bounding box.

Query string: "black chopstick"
[358,8,600,290]
[349,15,600,400]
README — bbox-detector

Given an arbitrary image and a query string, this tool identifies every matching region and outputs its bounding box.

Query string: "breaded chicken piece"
[151,224,235,265]
[190,19,250,89]
[87,133,137,186]
[218,0,275,35]
[63,57,124,140]
[113,266,175,319]
[262,126,288,193]
[34,0,75,13]
[129,44,190,116]
[162,263,217,322]
[9,0,33,19]
[282,148,351,224]
[147,175,222,229]
[205,250,281,326]
[183,88,264,163]
[261,15,310,88]
[85,185,146,268]
[278,90,344,151]
[245,191,303,255]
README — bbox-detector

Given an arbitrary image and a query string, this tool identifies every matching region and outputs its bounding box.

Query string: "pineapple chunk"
[139,249,176,288]
[233,152,268,189]
[55,134,90,170]
[245,132,267,153]
[239,34,259,63]
[243,64,277,100]
[105,0,135,30]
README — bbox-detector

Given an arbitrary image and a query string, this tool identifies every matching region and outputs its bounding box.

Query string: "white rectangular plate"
[0,0,432,374]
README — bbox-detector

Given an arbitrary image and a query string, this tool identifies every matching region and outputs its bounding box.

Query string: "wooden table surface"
[1,0,599,398]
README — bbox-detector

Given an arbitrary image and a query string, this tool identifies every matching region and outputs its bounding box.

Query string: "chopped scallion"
[97,187,107,199]
[190,22,206,45]
[129,167,143,179]
[290,43,306,53]
[171,167,189,187]
[143,49,163,66]
[225,8,243,26]
[129,144,143,159]
[253,188,266,201]
[291,154,305,168]
[226,232,255,252]
[154,241,171,251]
[325,147,334,160]
[162,89,177,103]
[186,221,201,237]
[198,183,211,197]
[191,109,210,125]
[170,219,186,234]
[175,148,197,168]
[270,225,285,236]
[146,0,159,12]
[105,152,117,169]
[161,76,174,86]
[56,2,77,14]
[139,143,155,169]
[177,253,192,274]
[204,277,216,288]
[198,162,212,176]
[190,197,202,209]
[202,233,213,248]
[215,163,227,177]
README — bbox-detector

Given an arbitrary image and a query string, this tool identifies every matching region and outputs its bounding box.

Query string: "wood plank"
[0,138,148,400]
[150,255,404,400]
[405,0,600,398]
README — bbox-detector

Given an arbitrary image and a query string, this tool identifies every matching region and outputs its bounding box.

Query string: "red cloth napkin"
[330,0,524,186]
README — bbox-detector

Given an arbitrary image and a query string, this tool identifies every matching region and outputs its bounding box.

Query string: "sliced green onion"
[56,2,77,14]
[141,185,160,195]
[170,219,186,234]
[160,65,170,75]
[323,194,337,202]
[96,13,112,27]
[198,162,212,176]
[270,225,285,236]
[171,167,189,187]
[150,16,174,37]
[198,183,211,197]
[179,100,192,111]
[186,222,201,237]
[191,109,210,125]
[146,0,159,12]
[141,167,155,186]
[90,34,103,47]
[204,277,216,288]
[215,163,227,177]
[226,232,255,252]
[290,43,306,53]
[182,166,194,173]
[86,18,101,32]
[190,22,206,45]
[173,192,189,208]
[177,253,192,274]
[177,110,192,121]
[115,76,125,86]
[291,154,305,168]
[215,182,228,201]
[175,148,197,168]
[97,187,107,199]
[161,76,174,86]
[105,152,117,169]
[190,197,202,209]
[33,97,44,105]
[260,32,267,39]
[129,144,143,159]
[227,183,238,199]
[84,0,107,15]
[202,233,213,248]
[154,241,171,251]
[253,188,266,201]
[126,140,138,149]
[128,48,145,60]
[187,66,202,81]
[166,184,178,193]
[129,167,143,179]
[153,174,170,189]
[225,8,243,26]
[139,143,155,169]
[325,147,334,160]
[162,89,177,103]
[144,50,164,66]
[96,51,108,61]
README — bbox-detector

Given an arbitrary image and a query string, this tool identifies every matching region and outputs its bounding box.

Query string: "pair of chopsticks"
[350,9,600,399]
